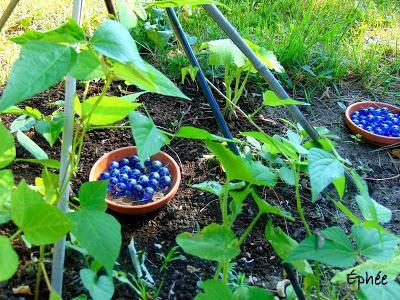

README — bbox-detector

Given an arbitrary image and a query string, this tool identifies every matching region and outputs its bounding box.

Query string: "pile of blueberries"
[98,155,172,203]
[351,106,400,137]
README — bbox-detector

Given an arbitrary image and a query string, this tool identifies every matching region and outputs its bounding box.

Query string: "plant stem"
[10,229,22,241]
[40,262,52,291]
[87,124,131,131]
[238,212,262,245]
[249,104,265,119]
[222,260,229,283]
[222,179,230,225]
[214,262,222,280]
[294,163,311,235]
[34,246,45,300]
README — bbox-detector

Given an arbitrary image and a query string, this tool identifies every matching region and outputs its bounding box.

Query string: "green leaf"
[251,191,293,220]
[10,115,37,133]
[117,0,138,29]
[16,131,48,159]
[69,210,121,274]
[10,181,73,245]
[331,255,400,284]
[358,279,400,300]
[175,126,231,142]
[245,40,284,73]
[285,226,356,267]
[333,175,346,200]
[351,225,399,261]
[111,60,189,99]
[14,158,60,169]
[195,279,232,300]
[201,39,247,67]
[0,124,16,168]
[355,194,392,224]
[262,90,309,107]
[181,66,199,83]
[49,291,62,300]
[41,168,59,204]
[78,181,108,211]
[36,116,65,146]
[121,92,146,102]
[10,19,85,45]
[0,236,19,281]
[69,49,104,80]
[0,42,76,112]
[265,221,313,275]
[129,111,169,164]
[91,20,143,66]
[229,188,251,223]
[176,223,240,262]
[192,181,223,196]
[279,166,296,186]
[0,169,14,210]
[80,269,114,300]
[245,160,277,187]
[307,148,344,201]
[233,286,274,300]
[145,25,173,48]
[80,96,141,126]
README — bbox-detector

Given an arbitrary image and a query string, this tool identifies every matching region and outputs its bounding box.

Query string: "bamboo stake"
[0,0,19,31]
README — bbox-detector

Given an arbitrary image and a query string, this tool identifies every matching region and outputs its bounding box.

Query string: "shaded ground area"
[0,81,399,299]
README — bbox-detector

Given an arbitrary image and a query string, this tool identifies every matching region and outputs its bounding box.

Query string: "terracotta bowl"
[89,146,181,215]
[345,101,400,146]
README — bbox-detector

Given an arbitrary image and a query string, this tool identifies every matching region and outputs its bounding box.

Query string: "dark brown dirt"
[0,79,399,299]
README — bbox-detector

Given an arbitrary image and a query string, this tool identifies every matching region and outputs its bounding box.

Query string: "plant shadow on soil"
[0,80,399,299]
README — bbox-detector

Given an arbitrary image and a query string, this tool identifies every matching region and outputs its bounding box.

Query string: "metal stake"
[0,0,20,31]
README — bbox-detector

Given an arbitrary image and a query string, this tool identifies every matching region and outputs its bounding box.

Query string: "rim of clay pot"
[89,146,181,215]
[345,101,400,146]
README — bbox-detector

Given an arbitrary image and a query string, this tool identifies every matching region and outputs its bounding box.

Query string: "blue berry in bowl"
[392,117,399,125]
[373,127,384,136]
[372,108,381,116]
[380,107,389,115]
[115,191,123,197]
[138,175,149,186]
[149,172,160,181]
[118,173,129,183]
[110,177,118,185]
[373,115,384,125]
[127,178,137,190]
[134,162,145,173]
[151,160,163,172]
[129,155,140,166]
[160,175,172,188]
[120,165,132,175]
[390,125,400,135]
[99,171,110,180]
[110,169,120,177]
[142,187,155,201]
[359,119,367,126]
[365,125,374,132]
[353,119,360,125]
[119,158,130,166]
[130,169,142,179]
[381,123,390,134]
[366,114,374,122]
[386,113,394,120]
[361,108,369,115]
[131,184,143,198]
[144,158,151,167]
[359,114,367,121]
[367,106,375,114]
[110,161,119,170]
[358,124,365,129]
[352,111,360,117]
[117,182,127,191]
[158,166,170,176]
[148,179,159,190]
[107,184,115,192]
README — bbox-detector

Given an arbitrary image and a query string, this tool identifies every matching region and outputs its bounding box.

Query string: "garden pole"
[165,7,239,155]
[51,0,84,295]
[104,0,117,17]
[0,0,20,31]
[202,5,321,142]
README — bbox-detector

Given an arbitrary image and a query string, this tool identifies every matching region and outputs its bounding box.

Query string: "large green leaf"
[245,160,277,187]
[351,225,399,261]
[10,181,73,245]
[0,42,76,112]
[36,116,65,146]
[78,181,108,211]
[201,39,247,67]
[10,19,85,45]
[0,124,16,168]
[245,40,284,73]
[285,226,356,267]
[69,49,104,80]
[117,0,138,29]
[80,96,141,125]
[80,269,114,300]
[10,115,37,133]
[16,131,48,159]
[176,223,240,262]
[69,210,121,274]
[262,90,309,107]
[129,111,169,164]
[195,279,232,300]
[355,194,392,224]
[278,166,296,186]
[358,279,400,300]
[233,286,274,300]
[265,221,312,275]
[91,20,143,66]
[0,236,19,281]
[251,191,293,220]
[111,60,189,99]
[0,169,14,213]
[175,126,230,142]
[192,181,246,197]
[307,148,344,201]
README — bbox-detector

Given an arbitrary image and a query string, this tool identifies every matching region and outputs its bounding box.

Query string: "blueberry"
[380,107,389,114]
[148,179,159,190]
[129,155,140,166]
[134,162,145,172]
[360,119,367,126]
[110,169,120,177]
[127,178,137,189]
[361,108,369,115]
[110,177,118,185]
[131,184,144,198]
[138,175,149,186]
[107,184,115,192]
[381,123,390,134]
[358,124,365,129]
[373,115,384,125]
[142,187,155,201]
[115,191,123,197]
[372,108,382,116]
[359,114,367,121]
[118,173,129,183]
[366,114,374,122]
[386,113,395,120]
[353,119,360,125]
[365,125,374,132]
[392,117,399,125]
[151,160,163,171]
[130,168,142,179]
[144,158,151,167]
[390,125,400,135]
[160,175,172,188]
[367,106,375,113]
[119,158,130,167]
[383,120,393,127]
[120,165,132,175]
[373,127,384,136]
[110,161,119,170]
[99,171,110,180]
[149,172,160,181]
[352,111,360,117]
[117,182,127,191]
[158,167,170,176]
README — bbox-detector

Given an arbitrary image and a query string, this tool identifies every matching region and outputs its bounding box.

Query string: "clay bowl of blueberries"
[345,101,400,146]
[89,146,181,215]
